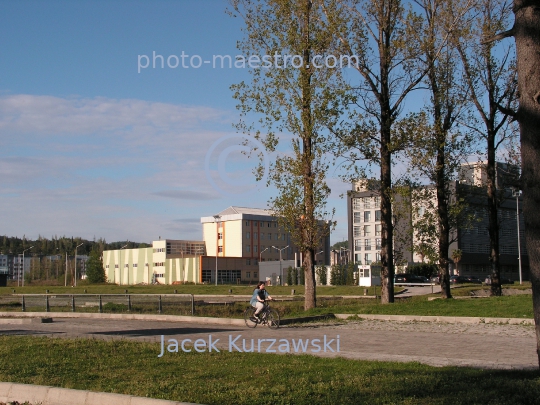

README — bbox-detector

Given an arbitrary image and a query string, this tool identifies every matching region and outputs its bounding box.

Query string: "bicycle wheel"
[244,306,258,328]
[266,308,280,329]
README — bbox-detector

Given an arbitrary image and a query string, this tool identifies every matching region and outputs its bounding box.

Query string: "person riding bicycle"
[250,281,273,322]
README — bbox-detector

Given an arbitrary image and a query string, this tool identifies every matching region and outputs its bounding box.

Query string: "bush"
[86,250,106,283]
[406,263,438,278]
[316,265,327,285]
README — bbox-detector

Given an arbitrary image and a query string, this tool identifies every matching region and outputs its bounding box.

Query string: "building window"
[218,246,223,253]
[246,232,250,239]
[354,227,361,238]
[364,211,371,222]
[376,238,382,249]
[363,197,371,209]
[375,253,381,262]
[254,271,258,278]
[353,198,361,210]
[268,233,272,240]
[106,265,109,268]
[260,221,264,226]
[246,271,251,278]
[246,245,251,253]
[133,264,138,267]
[364,239,371,250]
[354,239,362,251]
[245,220,250,226]
[246,259,251,265]
[375,224,382,236]
[363,225,371,236]
[374,196,380,205]
[353,212,361,223]
[364,253,372,264]
[254,245,258,253]
[218,233,223,240]
[375,210,382,221]
[254,232,258,240]
[261,233,265,240]
[268,222,271,227]
[274,222,277,228]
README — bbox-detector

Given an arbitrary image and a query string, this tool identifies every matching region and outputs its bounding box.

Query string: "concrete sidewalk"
[0,382,202,405]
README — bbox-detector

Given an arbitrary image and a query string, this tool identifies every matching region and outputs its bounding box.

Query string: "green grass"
[0,283,385,296]
[0,336,539,405]
[293,294,534,319]
[0,294,533,320]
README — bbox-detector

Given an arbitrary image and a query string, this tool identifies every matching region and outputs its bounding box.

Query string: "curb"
[334,313,534,325]
[0,312,246,326]
[280,314,336,325]
[0,382,203,405]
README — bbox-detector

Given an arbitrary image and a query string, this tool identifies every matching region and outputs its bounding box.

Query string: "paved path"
[1,317,536,370]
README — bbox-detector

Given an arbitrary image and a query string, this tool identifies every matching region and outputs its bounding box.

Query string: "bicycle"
[244,300,280,329]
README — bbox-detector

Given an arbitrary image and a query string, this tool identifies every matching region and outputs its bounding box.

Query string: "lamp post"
[339,247,349,265]
[259,247,269,264]
[513,189,523,285]
[118,244,128,285]
[315,250,324,265]
[21,246,33,287]
[74,243,84,287]
[213,215,221,285]
[272,245,289,286]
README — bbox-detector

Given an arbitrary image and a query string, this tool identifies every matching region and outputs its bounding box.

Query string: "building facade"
[346,163,529,281]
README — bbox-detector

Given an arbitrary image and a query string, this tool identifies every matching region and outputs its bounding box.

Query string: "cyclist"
[250,281,273,322]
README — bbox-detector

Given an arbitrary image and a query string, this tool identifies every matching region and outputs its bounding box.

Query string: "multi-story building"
[346,162,529,281]
[201,206,330,284]
[102,206,331,285]
[103,239,205,285]
[347,180,412,267]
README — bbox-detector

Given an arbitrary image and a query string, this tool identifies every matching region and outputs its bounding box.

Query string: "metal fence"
[14,294,196,315]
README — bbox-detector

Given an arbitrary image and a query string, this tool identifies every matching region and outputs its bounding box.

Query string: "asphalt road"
[1,317,536,370]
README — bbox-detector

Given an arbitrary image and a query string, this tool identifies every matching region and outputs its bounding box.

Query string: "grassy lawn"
[298,294,534,319]
[0,336,539,405]
[0,283,385,296]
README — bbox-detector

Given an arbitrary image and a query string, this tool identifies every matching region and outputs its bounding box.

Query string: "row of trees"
[231,0,540,367]
[0,235,143,285]
[230,0,519,307]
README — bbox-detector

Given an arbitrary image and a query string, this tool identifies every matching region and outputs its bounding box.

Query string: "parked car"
[450,275,469,284]
[485,275,514,285]
[394,274,429,285]
[430,275,440,283]
[463,276,483,284]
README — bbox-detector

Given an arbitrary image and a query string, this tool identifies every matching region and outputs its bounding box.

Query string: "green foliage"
[407,263,438,278]
[331,241,348,251]
[299,266,305,286]
[346,262,356,285]
[287,266,294,286]
[315,265,327,285]
[86,251,106,283]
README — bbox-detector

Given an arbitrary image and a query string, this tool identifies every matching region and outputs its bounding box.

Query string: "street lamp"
[213,215,221,286]
[21,246,33,287]
[315,250,324,265]
[74,243,84,287]
[259,247,269,263]
[339,247,349,265]
[118,244,128,285]
[512,189,523,285]
[272,245,289,286]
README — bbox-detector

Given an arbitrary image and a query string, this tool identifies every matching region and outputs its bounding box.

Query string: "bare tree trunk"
[487,132,502,296]
[513,0,540,368]
[303,248,316,309]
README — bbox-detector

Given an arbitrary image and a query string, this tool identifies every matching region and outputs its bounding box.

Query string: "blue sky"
[0,0,351,244]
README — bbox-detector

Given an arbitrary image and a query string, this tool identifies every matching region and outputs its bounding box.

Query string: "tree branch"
[481,27,515,44]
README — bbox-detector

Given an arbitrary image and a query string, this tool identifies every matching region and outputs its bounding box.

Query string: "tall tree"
[327,0,437,303]
[452,0,517,296]
[230,0,343,309]
[406,0,472,298]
